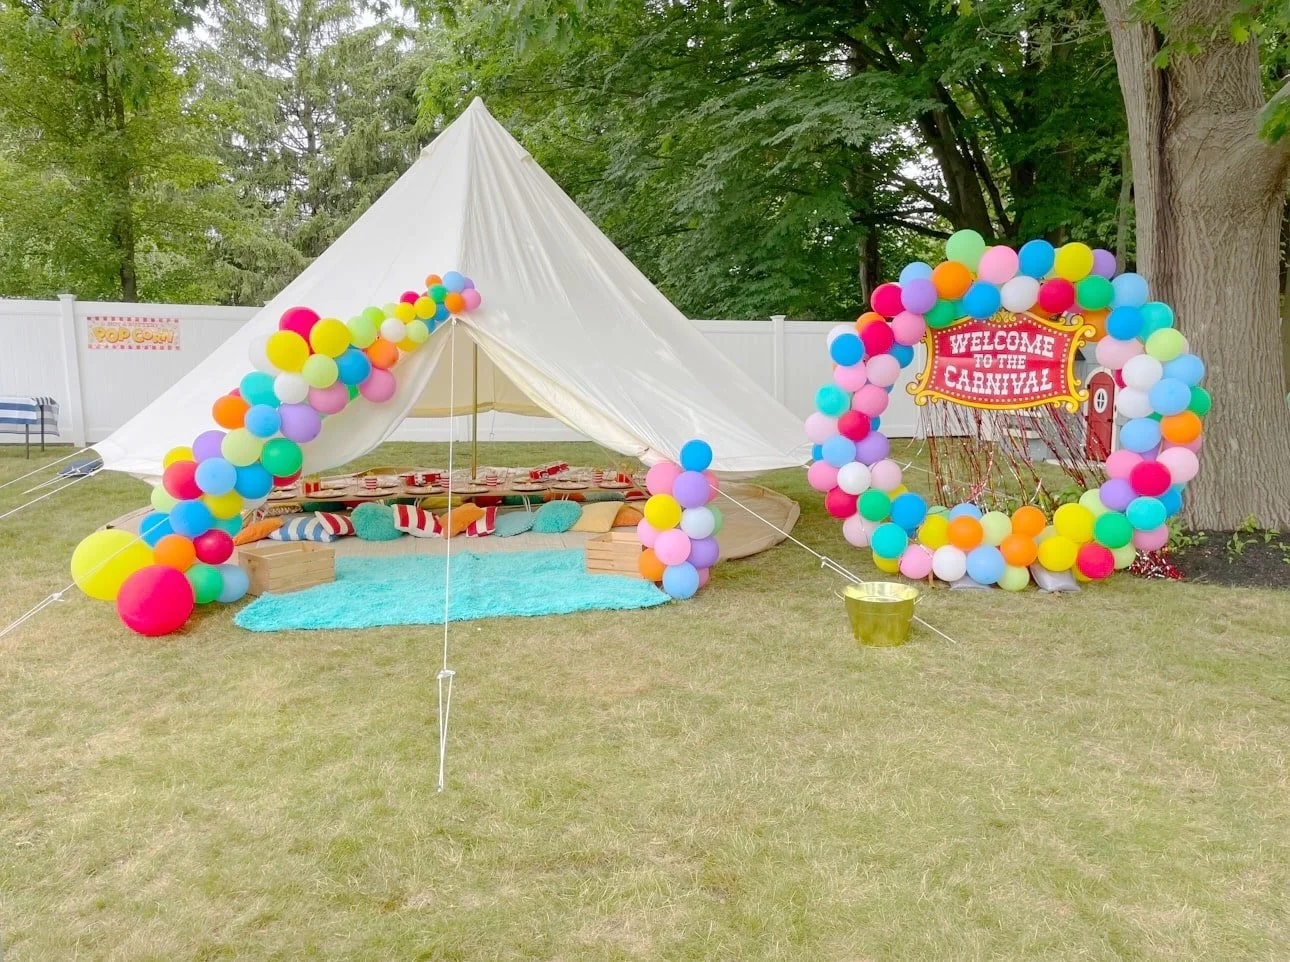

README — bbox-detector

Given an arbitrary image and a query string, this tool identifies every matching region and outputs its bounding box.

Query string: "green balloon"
[1188,386,1212,417]
[260,438,303,477]
[186,563,223,604]
[709,505,723,534]
[1145,327,1185,362]
[361,306,385,325]
[347,315,378,349]
[998,564,1031,592]
[926,299,960,329]
[347,384,360,401]
[1093,511,1133,549]
[151,486,178,513]
[859,489,892,523]
[221,428,264,468]
[302,353,339,389]
[945,229,987,270]
[1075,276,1114,311]
[428,284,448,302]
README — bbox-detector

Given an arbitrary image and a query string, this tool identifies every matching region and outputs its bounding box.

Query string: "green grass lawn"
[2,442,1289,961]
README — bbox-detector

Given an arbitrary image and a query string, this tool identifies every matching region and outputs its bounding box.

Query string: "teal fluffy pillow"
[495,511,536,537]
[351,503,402,541]
[532,500,582,533]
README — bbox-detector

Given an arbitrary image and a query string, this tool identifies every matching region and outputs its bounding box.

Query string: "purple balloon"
[1100,478,1135,512]
[1091,248,1117,279]
[672,470,711,509]
[278,403,322,443]
[854,431,890,466]
[900,278,939,315]
[688,536,720,569]
[192,429,226,462]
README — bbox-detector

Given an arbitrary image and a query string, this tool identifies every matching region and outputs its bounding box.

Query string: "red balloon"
[193,528,235,565]
[273,470,302,487]
[162,460,202,501]
[825,486,858,519]
[278,306,320,340]
[858,320,895,357]
[1037,279,1076,314]
[399,290,420,304]
[870,283,904,318]
[1113,370,1126,389]
[116,565,195,636]
[1076,543,1115,581]
[1129,460,1171,497]
[837,410,871,442]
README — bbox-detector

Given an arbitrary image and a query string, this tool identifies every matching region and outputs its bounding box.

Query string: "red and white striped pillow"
[392,503,443,538]
[465,506,497,537]
[314,511,355,537]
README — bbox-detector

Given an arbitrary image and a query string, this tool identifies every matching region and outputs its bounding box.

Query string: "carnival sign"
[908,310,1091,412]
[86,315,181,351]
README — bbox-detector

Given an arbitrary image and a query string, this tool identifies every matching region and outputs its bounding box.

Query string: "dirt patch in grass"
[1172,530,1290,589]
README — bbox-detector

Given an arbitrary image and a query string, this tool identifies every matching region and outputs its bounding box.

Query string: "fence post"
[56,294,88,447]
[770,314,786,403]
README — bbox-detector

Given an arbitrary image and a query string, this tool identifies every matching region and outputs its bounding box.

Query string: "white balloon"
[1114,386,1153,419]
[932,545,968,582]
[680,506,715,539]
[837,462,872,495]
[273,373,309,404]
[380,318,406,343]
[826,324,853,347]
[248,335,276,374]
[1000,276,1040,313]
[1122,355,1163,391]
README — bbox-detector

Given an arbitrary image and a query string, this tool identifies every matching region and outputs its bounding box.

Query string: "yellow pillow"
[437,503,485,537]
[571,501,623,533]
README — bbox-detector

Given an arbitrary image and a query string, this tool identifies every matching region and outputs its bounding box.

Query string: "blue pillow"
[495,511,536,537]
[268,515,335,543]
[351,503,402,541]
[532,500,582,533]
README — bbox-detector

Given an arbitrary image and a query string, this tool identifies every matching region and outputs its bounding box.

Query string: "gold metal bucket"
[843,582,918,647]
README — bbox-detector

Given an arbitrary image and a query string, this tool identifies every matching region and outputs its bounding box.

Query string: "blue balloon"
[871,523,909,560]
[169,499,214,538]
[870,417,881,432]
[662,562,700,600]
[679,439,713,473]
[336,347,372,386]
[816,385,850,417]
[215,564,250,603]
[433,305,450,323]
[234,463,274,500]
[966,545,1006,586]
[214,514,243,537]
[139,511,173,547]
[1112,272,1150,309]
[243,404,281,439]
[1148,377,1191,416]
[811,443,823,461]
[822,434,857,469]
[830,333,864,366]
[890,492,928,531]
[240,371,279,408]
[1105,306,1143,341]
[1159,485,1184,517]
[899,261,933,285]
[1163,353,1205,387]
[948,502,983,520]
[441,271,467,293]
[1126,496,1166,531]
[1018,239,1056,279]
[890,344,915,368]
[1139,301,1175,337]
[963,281,1002,319]
[1119,417,1162,453]
[194,457,237,496]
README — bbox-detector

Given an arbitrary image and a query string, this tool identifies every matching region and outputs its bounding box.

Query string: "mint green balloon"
[1188,386,1211,416]
[347,314,378,349]
[302,353,339,389]
[150,485,177,513]
[998,564,1030,592]
[945,229,987,270]
[926,299,960,329]
[1145,328,1185,362]
[221,428,264,468]
[980,511,1011,546]
[1079,489,1108,517]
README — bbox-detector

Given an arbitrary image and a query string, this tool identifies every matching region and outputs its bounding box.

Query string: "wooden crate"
[237,541,335,595]
[585,531,644,577]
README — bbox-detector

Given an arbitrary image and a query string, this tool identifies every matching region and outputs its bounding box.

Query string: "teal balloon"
[871,523,909,560]
[815,385,850,417]
[1139,301,1175,338]
[240,372,279,407]
[1126,496,1166,531]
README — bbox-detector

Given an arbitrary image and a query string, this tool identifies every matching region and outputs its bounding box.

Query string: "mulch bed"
[1170,529,1290,589]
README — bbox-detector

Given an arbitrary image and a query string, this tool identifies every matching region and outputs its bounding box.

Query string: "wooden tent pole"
[470,341,479,480]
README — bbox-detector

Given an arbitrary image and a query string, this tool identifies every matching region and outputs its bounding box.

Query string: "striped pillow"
[314,511,355,537]
[392,503,443,538]
[268,515,336,543]
[465,506,498,537]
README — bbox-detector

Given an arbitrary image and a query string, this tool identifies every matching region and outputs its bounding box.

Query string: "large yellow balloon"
[872,553,900,574]
[643,494,682,531]
[414,296,436,319]
[918,514,949,550]
[308,319,351,358]
[163,446,193,468]
[266,330,310,372]
[1052,243,1094,282]
[1036,534,1078,572]
[1053,503,1095,544]
[71,530,153,601]
[393,302,416,324]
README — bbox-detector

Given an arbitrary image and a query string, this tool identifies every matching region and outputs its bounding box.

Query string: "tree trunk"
[1100,0,1290,529]
[1114,143,1133,273]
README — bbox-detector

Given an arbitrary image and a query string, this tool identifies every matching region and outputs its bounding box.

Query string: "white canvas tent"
[94,99,811,482]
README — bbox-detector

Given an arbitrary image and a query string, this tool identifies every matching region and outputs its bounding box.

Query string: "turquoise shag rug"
[234,549,669,631]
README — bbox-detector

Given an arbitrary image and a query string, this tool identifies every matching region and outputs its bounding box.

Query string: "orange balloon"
[855,311,884,331]
[932,261,972,300]
[212,394,249,430]
[365,339,399,370]
[424,273,442,288]
[1011,504,1047,537]
[1080,307,1109,341]
[638,547,665,582]
[443,292,466,314]
[153,534,197,572]
[1161,411,1202,445]
[947,516,984,551]
[1000,533,1038,567]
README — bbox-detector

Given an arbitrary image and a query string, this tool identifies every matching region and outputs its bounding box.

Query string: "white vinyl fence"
[0,297,923,447]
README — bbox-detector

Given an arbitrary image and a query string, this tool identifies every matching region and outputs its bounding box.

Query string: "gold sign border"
[907,310,1094,414]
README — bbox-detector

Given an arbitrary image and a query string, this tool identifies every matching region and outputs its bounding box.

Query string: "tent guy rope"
[437,319,459,793]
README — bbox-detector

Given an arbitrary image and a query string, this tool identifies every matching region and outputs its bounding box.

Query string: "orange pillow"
[233,518,283,545]
[437,503,485,537]
[613,505,643,528]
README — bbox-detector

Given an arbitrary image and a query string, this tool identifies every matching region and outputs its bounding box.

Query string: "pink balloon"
[645,461,682,496]
[976,245,1019,285]
[308,382,349,415]
[869,458,903,491]
[870,283,904,318]
[636,518,659,548]
[834,362,869,392]
[400,290,420,304]
[898,544,934,579]
[891,311,926,347]
[697,567,710,588]
[461,288,482,311]
[842,515,878,548]
[1095,336,1143,370]
[1132,524,1169,552]
[852,384,889,417]
[654,529,692,566]
[804,412,837,444]
[1105,449,1141,481]
[1157,446,1199,484]
[358,368,397,403]
[807,460,840,492]
[279,306,320,340]
[702,470,719,498]
[866,354,901,388]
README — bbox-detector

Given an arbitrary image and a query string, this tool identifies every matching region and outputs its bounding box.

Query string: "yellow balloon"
[918,514,949,550]
[1053,503,1094,544]
[1036,535,1078,572]
[163,446,193,468]
[872,553,900,574]
[398,338,419,353]
[203,490,245,520]
[266,330,310,373]
[308,318,351,357]
[393,302,416,323]
[643,494,682,531]
[71,529,153,601]
[414,296,436,319]
[1052,242,1094,282]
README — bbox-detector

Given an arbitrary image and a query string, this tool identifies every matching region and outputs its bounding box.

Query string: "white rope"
[0,469,100,523]
[437,319,458,793]
[0,449,84,492]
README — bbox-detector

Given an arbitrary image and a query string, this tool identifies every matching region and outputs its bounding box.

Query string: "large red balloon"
[278,306,320,341]
[1076,543,1115,581]
[1037,279,1076,314]
[193,528,235,565]
[162,460,202,501]
[858,320,894,357]
[836,411,871,442]
[1129,460,1171,497]
[116,565,195,636]
[824,487,858,519]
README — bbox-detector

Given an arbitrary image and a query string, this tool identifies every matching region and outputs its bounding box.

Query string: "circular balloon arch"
[805,231,1209,590]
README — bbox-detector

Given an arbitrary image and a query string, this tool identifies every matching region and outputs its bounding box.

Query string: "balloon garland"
[807,232,1208,590]
[636,439,721,599]
[71,272,482,634]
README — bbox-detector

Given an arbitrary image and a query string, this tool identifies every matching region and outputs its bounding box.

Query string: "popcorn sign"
[87,316,181,351]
